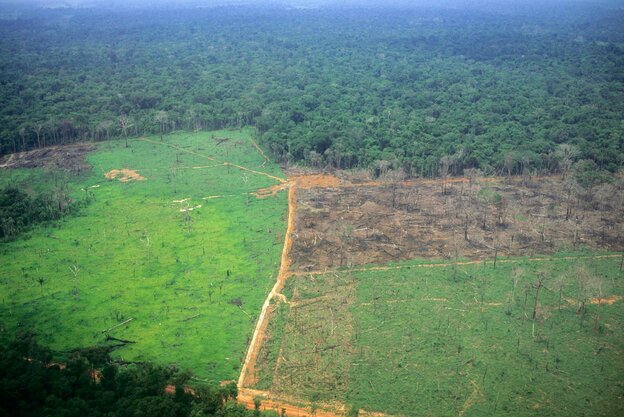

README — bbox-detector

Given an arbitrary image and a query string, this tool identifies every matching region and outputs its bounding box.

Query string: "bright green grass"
[0,130,287,382]
[348,255,624,417]
[258,254,624,416]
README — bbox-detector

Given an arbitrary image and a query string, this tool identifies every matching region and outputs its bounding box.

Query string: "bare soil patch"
[0,143,95,173]
[104,169,145,182]
[290,173,624,271]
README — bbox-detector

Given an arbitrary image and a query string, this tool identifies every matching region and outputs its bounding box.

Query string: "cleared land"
[0,130,287,382]
[242,170,624,416]
[290,173,624,271]
[254,255,624,417]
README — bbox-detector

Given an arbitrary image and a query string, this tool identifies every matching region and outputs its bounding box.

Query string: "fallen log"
[180,314,201,322]
[101,318,133,334]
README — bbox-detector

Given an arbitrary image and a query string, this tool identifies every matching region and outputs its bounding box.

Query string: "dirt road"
[238,181,297,387]
[140,137,287,183]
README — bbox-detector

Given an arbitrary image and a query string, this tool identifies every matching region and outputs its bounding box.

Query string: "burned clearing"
[0,143,95,173]
[290,174,624,271]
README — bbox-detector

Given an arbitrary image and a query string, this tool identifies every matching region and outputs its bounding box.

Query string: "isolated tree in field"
[119,115,134,147]
[155,110,169,141]
[37,277,45,296]
[575,266,602,313]
[555,144,579,179]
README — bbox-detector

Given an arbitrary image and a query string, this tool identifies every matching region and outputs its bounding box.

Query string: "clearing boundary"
[236,169,624,417]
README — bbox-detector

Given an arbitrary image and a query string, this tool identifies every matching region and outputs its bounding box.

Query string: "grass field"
[0,130,287,382]
[255,253,624,416]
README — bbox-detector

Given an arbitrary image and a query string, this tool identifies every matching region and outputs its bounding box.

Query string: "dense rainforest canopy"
[0,333,259,417]
[0,4,623,175]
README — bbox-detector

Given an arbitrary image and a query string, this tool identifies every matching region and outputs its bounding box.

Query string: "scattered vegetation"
[255,255,624,416]
[0,130,287,382]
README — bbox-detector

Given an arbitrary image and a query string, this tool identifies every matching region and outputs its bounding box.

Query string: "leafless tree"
[119,115,134,147]
[555,144,579,179]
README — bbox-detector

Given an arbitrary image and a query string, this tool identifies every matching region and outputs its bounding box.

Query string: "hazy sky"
[1,0,620,6]
[1,0,622,13]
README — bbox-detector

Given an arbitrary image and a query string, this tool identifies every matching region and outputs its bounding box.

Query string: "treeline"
[0,184,78,240]
[0,5,623,175]
[0,333,263,417]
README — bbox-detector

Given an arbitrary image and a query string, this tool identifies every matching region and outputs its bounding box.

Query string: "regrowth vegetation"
[255,255,624,416]
[0,130,287,382]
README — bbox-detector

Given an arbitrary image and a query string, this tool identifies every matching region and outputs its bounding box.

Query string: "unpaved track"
[139,137,287,183]
[236,171,622,417]
[238,388,391,417]
[238,182,297,388]
[251,139,271,166]
[238,388,347,417]
[289,254,623,277]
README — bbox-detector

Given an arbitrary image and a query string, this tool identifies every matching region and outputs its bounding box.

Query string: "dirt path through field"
[238,182,297,388]
[251,139,271,167]
[139,137,286,183]
[238,388,392,417]
[289,254,623,277]
[236,170,622,417]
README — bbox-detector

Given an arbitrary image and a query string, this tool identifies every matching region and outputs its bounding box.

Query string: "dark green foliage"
[0,5,622,174]
[0,333,256,417]
[0,185,77,240]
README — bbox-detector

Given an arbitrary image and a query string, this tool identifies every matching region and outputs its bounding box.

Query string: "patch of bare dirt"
[253,183,288,198]
[292,173,343,188]
[588,295,623,305]
[0,143,95,173]
[104,169,145,182]
[290,174,624,271]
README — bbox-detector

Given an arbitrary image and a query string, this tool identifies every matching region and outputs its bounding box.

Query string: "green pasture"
[257,254,624,416]
[0,130,287,382]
